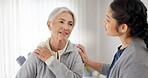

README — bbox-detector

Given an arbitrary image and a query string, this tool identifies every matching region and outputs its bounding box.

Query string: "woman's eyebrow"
[106,15,110,19]
[69,20,74,23]
[59,18,73,23]
[59,18,65,21]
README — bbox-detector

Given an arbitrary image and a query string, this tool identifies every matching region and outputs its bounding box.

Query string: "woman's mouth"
[105,28,107,31]
[59,32,68,35]
[104,26,107,31]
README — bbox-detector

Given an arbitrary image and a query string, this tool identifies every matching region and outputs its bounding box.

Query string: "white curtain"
[0,0,86,78]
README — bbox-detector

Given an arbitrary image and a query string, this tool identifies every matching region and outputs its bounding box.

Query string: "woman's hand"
[33,46,52,62]
[77,44,90,65]
[77,44,101,72]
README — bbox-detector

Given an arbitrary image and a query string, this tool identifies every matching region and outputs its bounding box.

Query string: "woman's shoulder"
[68,41,77,48]
[120,38,148,67]
[26,53,43,64]
[66,41,80,54]
[125,38,147,55]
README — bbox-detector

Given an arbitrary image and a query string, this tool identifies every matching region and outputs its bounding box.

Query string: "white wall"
[84,0,98,61]
[142,0,148,19]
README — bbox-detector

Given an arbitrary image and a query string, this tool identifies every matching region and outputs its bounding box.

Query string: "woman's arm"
[15,54,37,78]
[87,60,101,72]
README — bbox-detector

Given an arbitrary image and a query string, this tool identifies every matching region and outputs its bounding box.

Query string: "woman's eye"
[106,19,110,22]
[69,23,73,26]
[59,21,64,23]
[105,17,110,23]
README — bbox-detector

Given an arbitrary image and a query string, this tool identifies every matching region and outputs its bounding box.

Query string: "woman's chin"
[105,32,109,35]
[59,36,68,40]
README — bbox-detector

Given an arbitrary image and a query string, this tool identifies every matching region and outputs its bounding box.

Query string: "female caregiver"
[78,0,148,78]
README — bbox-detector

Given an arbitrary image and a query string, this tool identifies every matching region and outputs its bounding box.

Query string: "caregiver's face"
[104,6,119,36]
[50,12,74,40]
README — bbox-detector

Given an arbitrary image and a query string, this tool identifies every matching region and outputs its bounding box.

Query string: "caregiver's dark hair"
[110,0,148,49]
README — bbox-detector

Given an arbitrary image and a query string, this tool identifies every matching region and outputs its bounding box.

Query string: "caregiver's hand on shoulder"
[77,44,90,65]
[33,46,52,62]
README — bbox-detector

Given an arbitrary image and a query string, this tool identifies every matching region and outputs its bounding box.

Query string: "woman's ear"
[47,21,52,31]
[119,24,129,34]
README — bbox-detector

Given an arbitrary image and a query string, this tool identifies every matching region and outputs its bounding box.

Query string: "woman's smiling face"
[49,11,74,40]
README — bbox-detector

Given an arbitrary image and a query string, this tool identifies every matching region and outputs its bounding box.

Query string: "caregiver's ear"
[118,24,129,34]
[47,21,52,31]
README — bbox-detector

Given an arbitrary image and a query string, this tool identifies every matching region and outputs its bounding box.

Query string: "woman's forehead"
[55,12,74,21]
[106,7,115,19]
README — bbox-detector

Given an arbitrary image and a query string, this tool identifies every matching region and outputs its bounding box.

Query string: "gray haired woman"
[16,7,84,78]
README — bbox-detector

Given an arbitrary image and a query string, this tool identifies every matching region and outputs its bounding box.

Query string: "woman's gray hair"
[47,7,76,27]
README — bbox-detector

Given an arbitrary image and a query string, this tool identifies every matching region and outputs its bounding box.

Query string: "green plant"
[85,65,90,72]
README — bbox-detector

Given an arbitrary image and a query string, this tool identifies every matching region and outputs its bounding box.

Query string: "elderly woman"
[16,7,84,78]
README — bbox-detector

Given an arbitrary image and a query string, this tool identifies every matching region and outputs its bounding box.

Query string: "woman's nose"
[103,20,106,26]
[103,20,105,24]
[63,24,69,30]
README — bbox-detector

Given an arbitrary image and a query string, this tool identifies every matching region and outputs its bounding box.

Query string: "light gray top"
[16,41,84,78]
[100,38,148,78]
